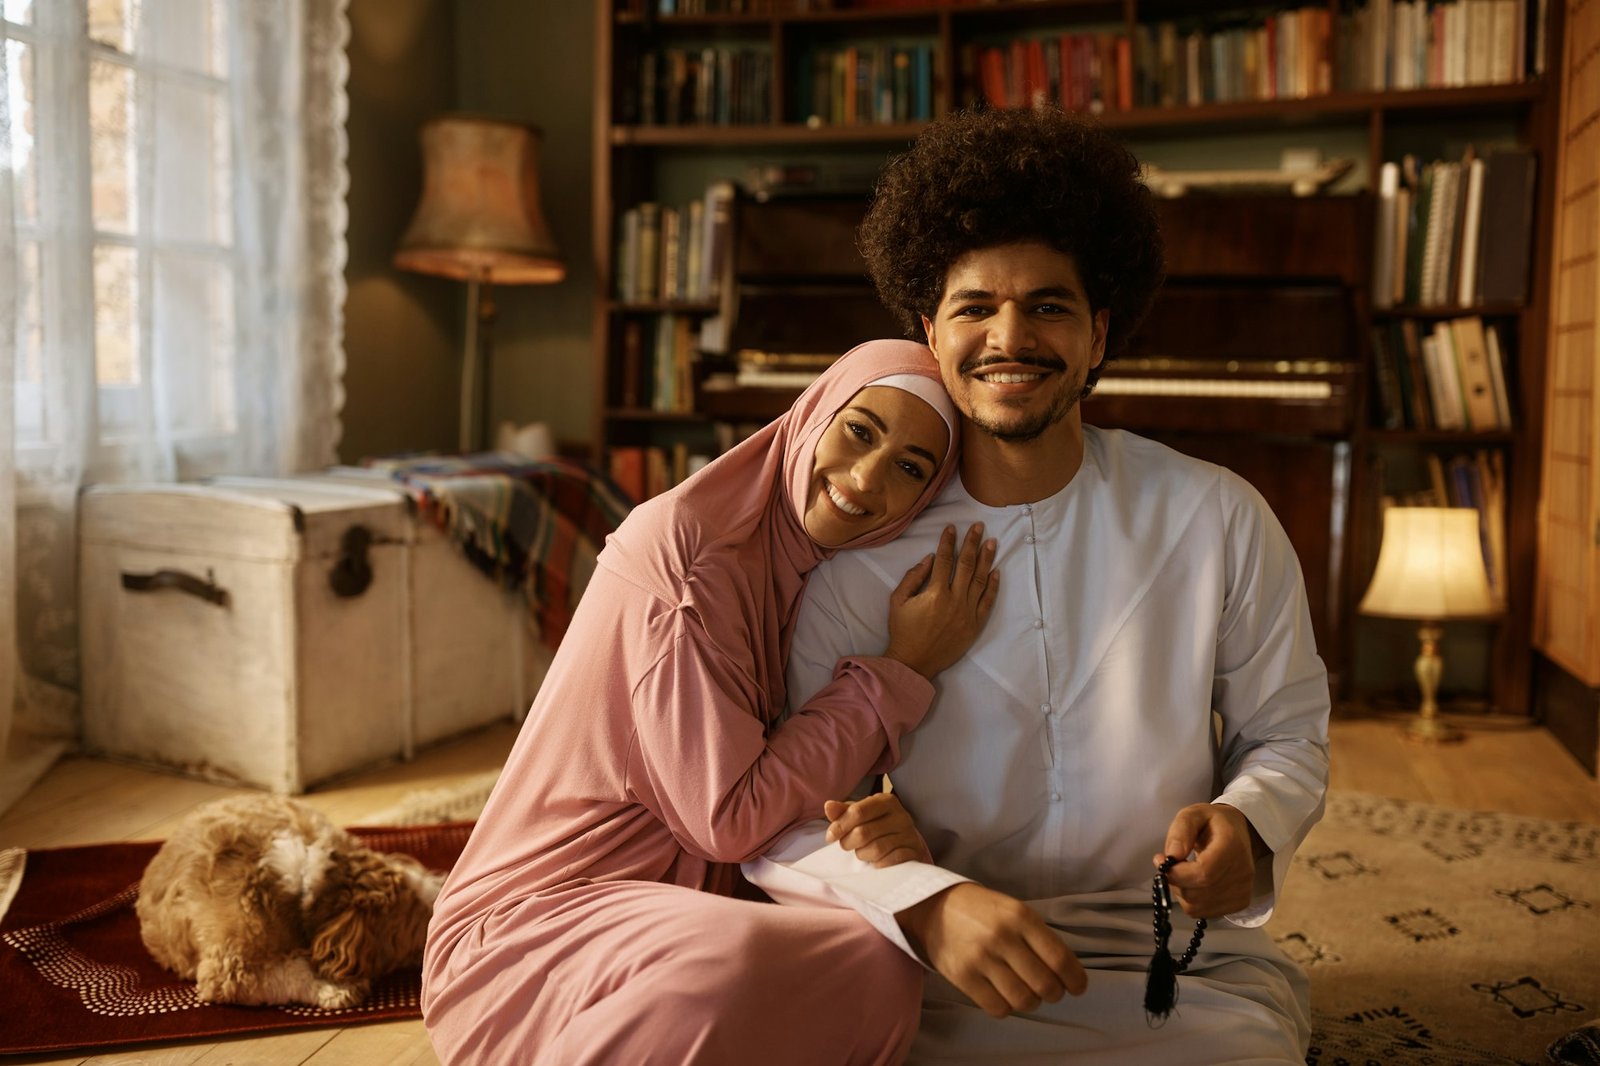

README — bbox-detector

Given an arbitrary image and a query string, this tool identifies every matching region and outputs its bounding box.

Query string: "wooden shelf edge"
[613,83,1545,147]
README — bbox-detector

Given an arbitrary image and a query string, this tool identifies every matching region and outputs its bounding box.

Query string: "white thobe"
[746,427,1331,1065]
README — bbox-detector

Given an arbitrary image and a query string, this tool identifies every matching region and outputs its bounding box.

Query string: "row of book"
[633,48,772,127]
[607,442,712,504]
[615,313,704,414]
[962,33,1133,115]
[614,181,736,305]
[1380,448,1507,605]
[1138,9,1335,108]
[1369,316,1514,432]
[794,45,936,126]
[1345,0,1544,92]
[1371,147,1536,310]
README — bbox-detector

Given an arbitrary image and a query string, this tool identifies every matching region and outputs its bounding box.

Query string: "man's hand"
[823,793,932,867]
[897,882,1086,1018]
[1154,802,1266,919]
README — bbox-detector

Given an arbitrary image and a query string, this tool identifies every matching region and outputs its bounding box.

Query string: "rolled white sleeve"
[743,820,971,961]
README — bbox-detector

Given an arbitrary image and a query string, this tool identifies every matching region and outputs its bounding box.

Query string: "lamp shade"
[1358,507,1496,621]
[393,115,565,285]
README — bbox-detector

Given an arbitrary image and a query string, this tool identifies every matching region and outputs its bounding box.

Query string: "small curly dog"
[136,794,445,1009]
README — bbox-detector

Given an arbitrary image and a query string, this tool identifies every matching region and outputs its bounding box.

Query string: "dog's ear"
[310,905,379,981]
[311,861,410,980]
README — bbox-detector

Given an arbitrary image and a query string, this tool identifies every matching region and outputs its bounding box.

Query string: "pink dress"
[422,341,957,1065]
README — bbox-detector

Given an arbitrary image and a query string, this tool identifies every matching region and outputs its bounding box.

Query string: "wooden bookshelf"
[593,0,1565,715]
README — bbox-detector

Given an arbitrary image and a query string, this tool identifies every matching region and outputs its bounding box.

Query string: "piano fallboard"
[1082,357,1360,437]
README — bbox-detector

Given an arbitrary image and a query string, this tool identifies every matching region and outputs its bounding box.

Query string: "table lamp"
[394,115,565,453]
[1358,506,1498,743]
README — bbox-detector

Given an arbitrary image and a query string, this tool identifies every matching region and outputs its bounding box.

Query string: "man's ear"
[1090,309,1110,368]
[920,314,936,349]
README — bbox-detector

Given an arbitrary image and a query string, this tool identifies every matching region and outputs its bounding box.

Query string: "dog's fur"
[135,794,444,1009]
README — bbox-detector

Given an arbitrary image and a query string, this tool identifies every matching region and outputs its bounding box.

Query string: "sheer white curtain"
[0,0,349,814]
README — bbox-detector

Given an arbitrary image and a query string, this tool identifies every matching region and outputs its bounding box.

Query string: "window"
[6,0,241,480]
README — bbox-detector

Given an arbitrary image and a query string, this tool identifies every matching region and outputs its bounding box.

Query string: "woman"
[423,339,997,1066]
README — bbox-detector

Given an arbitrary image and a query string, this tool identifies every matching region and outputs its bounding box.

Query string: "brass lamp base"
[1402,621,1465,744]
[1403,713,1464,744]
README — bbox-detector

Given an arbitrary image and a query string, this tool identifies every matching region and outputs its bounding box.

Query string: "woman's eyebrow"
[846,405,940,464]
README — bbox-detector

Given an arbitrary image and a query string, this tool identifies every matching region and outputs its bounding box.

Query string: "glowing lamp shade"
[1359,507,1495,621]
[1359,507,1498,742]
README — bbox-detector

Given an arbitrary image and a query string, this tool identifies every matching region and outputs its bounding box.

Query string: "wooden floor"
[2,708,1596,1065]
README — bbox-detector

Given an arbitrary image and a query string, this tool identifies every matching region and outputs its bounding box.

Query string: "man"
[745,107,1331,1064]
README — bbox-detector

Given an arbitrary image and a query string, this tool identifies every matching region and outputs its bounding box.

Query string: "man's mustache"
[959,354,1068,375]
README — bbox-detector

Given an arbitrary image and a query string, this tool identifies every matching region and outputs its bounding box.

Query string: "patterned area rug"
[1271,792,1599,1065]
[0,823,472,1056]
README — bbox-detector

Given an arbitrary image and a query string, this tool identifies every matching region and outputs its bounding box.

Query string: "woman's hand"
[823,793,932,867]
[883,523,998,679]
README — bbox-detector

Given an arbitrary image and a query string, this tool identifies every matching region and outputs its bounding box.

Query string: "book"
[1475,448,1508,606]
[645,446,671,499]
[1422,160,1460,306]
[1476,147,1537,305]
[1431,320,1469,429]
[1484,323,1514,428]
[701,180,735,301]
[1391,184,1412,306]
[1397,318,1432,428]
[1373,161,1400,308]
[636,202,661,304]
[1449,315,1501,429]
[1419,332,1448,428]
[1369,325,1405,428]
[608,447,646,503]
[620,318,647,409]
[1403,156,1429,305]
[1456,156,1486,306]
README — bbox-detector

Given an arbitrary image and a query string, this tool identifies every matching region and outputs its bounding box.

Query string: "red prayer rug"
[0,822,471,1056]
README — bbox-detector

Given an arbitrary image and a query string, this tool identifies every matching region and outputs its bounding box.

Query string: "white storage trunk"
[80,477,552,793]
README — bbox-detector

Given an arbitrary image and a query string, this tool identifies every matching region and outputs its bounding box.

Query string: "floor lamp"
[1358,506,1498,743]
[394,115,565,453]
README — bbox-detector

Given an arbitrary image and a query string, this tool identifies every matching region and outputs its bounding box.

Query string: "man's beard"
[966,373,1088,444]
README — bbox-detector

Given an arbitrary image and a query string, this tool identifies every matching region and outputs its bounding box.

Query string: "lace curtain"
[0,0,349,815]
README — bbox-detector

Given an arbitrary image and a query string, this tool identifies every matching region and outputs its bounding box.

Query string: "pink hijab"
[597,338,957,725]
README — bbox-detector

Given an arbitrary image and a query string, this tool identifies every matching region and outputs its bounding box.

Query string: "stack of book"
[616,315,703,414]
[607,442,711,504]
[794,43,935,126]
[1339,0,1543,92]
[1132,8,1333,108]
[960,31,1133,114]
[733,350,836,390]
[615,181,736,306]
[1370,147,1536,310]
[1369,315,1515,431]
[634,47,772,127]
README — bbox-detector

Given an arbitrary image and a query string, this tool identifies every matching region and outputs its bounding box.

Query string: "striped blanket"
[368,454,632,648]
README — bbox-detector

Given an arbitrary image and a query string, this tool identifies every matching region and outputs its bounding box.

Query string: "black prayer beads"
[1144,855,1207,1024]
